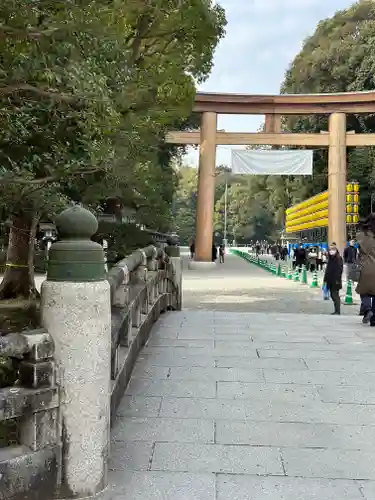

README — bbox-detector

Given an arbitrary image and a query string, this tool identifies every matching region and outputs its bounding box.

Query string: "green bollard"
[310,270,319,288]
[276,262,282,277]
[300,265,308,285]
[344,279,354,305]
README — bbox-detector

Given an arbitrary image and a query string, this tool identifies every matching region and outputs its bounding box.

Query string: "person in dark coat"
[356,214,375,325]
[189,241,195,259]
[323,243,343,315]
[212,243,218,262]
[294,243,306,271]
[343,239,358,279]
[219,244,225,263]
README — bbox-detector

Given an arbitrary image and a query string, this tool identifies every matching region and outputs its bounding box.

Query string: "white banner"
[231,149,313,175]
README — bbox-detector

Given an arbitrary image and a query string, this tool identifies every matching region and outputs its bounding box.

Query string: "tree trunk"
[0,213,39,299]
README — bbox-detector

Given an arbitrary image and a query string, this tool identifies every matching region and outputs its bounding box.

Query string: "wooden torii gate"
[166,91,375,263]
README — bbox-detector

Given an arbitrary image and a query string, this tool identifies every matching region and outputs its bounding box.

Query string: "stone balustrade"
[0,206,182,500]
[107,244,181,421]
[0,329,59,499]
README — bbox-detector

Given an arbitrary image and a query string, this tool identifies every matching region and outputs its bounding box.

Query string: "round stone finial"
[47,205,105,282]
[55,205,98,239]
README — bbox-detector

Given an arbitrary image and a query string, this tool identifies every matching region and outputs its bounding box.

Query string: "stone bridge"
[1,223,375,500]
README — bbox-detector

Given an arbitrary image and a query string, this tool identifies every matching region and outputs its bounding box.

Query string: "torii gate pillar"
[194,111,217,263]
[328,112,347,254]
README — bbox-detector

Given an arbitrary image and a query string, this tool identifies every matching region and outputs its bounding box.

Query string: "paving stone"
[148,326,179,339]
[263,368,375,386]
[177,331,215,339]
[318,385,375,405]
[215,356,307,370]
[215,420,375,450]
[216,475,364,500]
[146,338,214,348]
[217,381,319,403]
[151,442,284,475]
[141,347,215,356]
[112,417,214,443]
[213,334,253,341]
[255,342,371,352]
[168,366,264,382]
[116,396,161,417]
[324,336,367,344]
[359,480,375,499]
[142,345,259,358]
[253,336,330,344]
[281,447,375,480]
[158,397,375,424]
[305,358,375,373]
[108,441,154,470]
[131,365,170,379]
[106,471,215,500]
[136,353,215,368]
[125,378,216,398]
[258,348,375,360]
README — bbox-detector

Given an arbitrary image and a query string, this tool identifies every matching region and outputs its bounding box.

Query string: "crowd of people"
[304,218,374,321]
[251,226,375,320]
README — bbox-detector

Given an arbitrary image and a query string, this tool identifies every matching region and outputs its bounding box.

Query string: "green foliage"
[174,164,278,244]
[95,221,157,262]
[281,0,375,215]
[0,0,227,298]
[173,166,198,244]
[214,176,278,243]
[0,0,226,212]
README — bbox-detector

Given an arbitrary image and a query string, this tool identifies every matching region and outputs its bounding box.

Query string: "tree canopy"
[281,0,375,210]
[0,0,226,298]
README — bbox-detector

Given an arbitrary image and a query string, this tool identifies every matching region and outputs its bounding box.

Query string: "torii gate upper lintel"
[166,91,375,263]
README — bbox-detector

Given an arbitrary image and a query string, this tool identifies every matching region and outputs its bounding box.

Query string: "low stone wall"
[0,329,59,500]
[108,244,181,420]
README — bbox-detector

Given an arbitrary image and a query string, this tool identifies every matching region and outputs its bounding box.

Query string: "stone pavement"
[182,251,359,315]
[97,253,375,500]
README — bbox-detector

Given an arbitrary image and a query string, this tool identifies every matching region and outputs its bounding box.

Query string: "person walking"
[343,239,358,280]
[189,239,195,260]
[316,247,324,271]
[323,243,343,315]
[219,244,225,263]
[294,243,306,272]
[281,245,288,261]
[356,215,375,325]
[212,243,218,262]
[307,246,318,272]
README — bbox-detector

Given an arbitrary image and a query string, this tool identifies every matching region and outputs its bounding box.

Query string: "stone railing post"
[165,246,182,310]
[147,246,158,271]
[40,206,111,499]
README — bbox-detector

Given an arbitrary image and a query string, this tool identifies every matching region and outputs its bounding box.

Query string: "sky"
[185,0,355,167]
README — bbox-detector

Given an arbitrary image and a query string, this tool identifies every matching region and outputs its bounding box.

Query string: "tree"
[281,0,375,214]
[173,165,198,244]
[0,0,227,298]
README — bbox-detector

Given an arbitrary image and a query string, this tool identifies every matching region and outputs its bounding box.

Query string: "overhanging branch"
[0,167,103,186]
[0,25,64,39]
[0,83,82,104]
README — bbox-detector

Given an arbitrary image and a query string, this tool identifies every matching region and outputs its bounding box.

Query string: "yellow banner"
[285,218,328,233]
[286,209,328,228]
